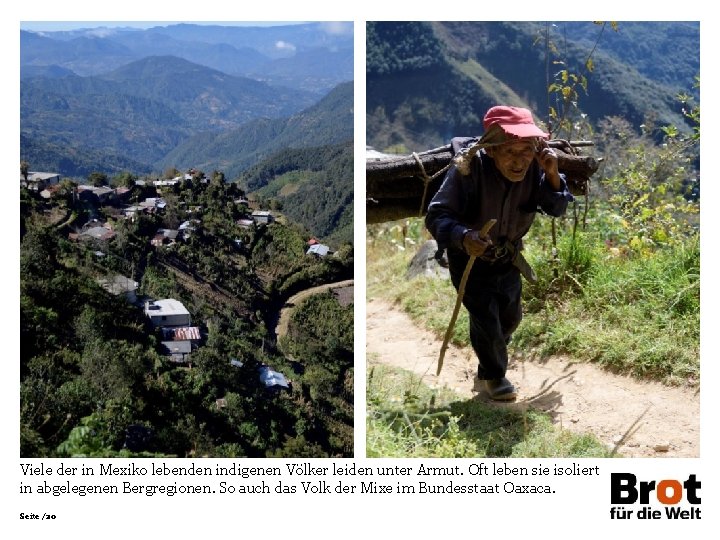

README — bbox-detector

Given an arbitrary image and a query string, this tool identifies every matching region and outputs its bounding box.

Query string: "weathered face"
[487,139,536,182]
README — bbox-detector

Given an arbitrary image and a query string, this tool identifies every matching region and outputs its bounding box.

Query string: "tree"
[55,179,77,205]
[212,170,226,185]
[112,171,138,188]
[21,160,30,181]
[88,171,108,187]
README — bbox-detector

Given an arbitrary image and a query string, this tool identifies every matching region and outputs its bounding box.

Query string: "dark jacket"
[425,137,573,254]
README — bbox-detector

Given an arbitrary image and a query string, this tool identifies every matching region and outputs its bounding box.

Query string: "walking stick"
[436,218,496,376]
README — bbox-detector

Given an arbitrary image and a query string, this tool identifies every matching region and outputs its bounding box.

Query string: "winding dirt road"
[275,280,354,340]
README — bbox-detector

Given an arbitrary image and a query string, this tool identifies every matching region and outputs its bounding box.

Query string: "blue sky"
[20,21,307,32]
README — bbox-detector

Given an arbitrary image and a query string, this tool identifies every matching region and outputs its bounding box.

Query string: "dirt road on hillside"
[276,280,354,341]
[366,298,700,458]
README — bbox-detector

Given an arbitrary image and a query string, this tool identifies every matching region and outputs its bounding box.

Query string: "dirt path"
[276,280,354,340]
[366,298,700,458]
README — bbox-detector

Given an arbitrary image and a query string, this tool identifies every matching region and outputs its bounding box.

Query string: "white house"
[144,299,191,327]
[21,172,60,191]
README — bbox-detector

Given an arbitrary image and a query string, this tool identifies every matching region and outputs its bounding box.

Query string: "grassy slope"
[367,365,610,458]
[366,214,699,457]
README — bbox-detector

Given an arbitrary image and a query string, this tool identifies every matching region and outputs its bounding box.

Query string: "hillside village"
[20,164,353,458]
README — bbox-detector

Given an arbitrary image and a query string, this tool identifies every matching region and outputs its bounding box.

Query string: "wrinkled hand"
[463,229,493,257]
[535,140,561,189]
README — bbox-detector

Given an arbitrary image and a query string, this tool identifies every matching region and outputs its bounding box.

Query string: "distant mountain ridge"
[21,23,353,94]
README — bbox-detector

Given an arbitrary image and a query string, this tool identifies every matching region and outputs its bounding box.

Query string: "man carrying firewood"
[425,105,573,401]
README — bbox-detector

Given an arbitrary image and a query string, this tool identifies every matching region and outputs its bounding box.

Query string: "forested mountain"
[239,142,354,245]
[367,21,698,152]
[20,64,77,79]
[158,81,354,179]
[560,22,699,90]
[21,56,317,175]
[20,29,135,74]
[248,46,354,95]
[20,134,153,178]
[100,56,316,125]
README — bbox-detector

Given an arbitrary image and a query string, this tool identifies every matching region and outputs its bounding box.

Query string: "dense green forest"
[20,172,353,458]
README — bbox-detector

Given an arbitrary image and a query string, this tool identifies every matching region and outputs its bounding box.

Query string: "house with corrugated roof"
[162,326,201,342]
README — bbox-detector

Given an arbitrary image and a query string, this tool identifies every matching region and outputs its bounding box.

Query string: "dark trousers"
[447,250,522,380]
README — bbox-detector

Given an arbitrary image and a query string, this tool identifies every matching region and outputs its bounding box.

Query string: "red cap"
[483,106,548,139]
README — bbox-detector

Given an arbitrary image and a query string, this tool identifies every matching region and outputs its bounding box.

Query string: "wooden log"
[366,141,600,223]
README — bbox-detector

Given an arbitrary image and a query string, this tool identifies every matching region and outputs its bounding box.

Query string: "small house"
[252,210,274,225]
[98,274,139,303]
[77,185,116,203]
[160,340,192,363]
[77,225,115,243]
[153,179,181,187]
[140,197,166,211]
[151,228,179,247]
[21,171,60,191]
[306,244,331,257]
[162,326,201,342]
[145,299,191,327]
[258,365,290,389]
[178,220,198,240]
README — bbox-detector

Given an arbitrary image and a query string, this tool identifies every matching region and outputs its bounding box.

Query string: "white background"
[4,2,717,538]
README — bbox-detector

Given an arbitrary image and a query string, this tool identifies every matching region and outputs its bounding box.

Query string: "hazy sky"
[20,21,308,32]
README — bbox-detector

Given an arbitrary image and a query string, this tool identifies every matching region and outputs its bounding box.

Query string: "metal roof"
[259,366,289,388]
[162,326,201,341]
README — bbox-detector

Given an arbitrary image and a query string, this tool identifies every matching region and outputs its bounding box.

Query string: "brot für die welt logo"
[610,473,701,520]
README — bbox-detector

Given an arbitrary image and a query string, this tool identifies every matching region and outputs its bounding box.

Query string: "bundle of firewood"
[366,141,600,223]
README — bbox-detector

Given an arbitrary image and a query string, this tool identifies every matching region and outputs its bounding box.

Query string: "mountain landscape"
[21,23,353,180]
[20,22,354,459]
[367,21,699,152]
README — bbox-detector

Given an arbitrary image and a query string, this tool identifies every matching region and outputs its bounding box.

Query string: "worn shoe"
[484,377,517,401]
